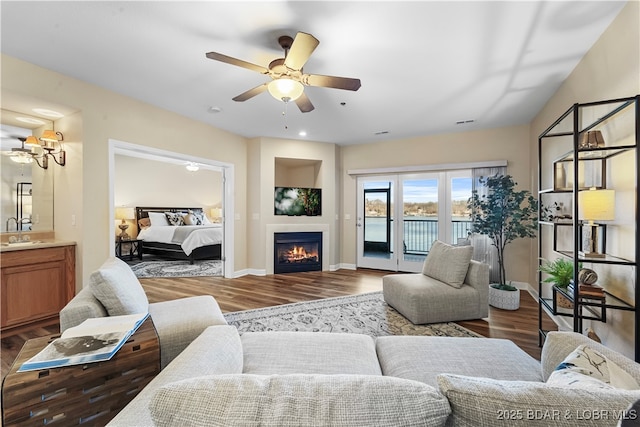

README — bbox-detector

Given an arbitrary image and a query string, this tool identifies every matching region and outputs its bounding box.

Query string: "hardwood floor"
[1,269,557,380]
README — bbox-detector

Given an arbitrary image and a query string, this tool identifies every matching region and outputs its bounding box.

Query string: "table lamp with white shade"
[578,188,615,258]
[115,207,135,241]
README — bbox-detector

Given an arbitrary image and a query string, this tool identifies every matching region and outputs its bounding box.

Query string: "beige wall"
[340,124,533,281]
[530,0,639,358]
[1,54,248,288]
[248,137,338,272]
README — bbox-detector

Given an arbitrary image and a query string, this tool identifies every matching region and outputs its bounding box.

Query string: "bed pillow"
[148,212,170,226]
[138,217,151,229]
[165,212,185,226]
[422,240,473,288]
[184,210,205,225]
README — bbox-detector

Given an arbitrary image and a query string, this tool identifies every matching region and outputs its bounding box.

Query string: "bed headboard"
[135,207,204,224]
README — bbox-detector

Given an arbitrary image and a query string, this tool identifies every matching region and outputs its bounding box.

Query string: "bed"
[135,207,222,264]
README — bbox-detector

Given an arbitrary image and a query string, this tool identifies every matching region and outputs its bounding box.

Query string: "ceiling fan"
[206,32,361,113]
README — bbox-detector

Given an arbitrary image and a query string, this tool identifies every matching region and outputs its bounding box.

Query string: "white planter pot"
[489,286,520,310]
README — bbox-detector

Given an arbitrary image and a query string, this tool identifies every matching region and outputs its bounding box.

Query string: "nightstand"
[115,239,143,261]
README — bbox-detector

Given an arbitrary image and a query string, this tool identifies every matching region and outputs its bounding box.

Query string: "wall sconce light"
[28,130,66,169]
[115,207,135,241]
[578,188,615,258]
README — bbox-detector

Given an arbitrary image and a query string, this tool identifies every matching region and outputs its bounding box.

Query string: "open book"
[18,312,149,372]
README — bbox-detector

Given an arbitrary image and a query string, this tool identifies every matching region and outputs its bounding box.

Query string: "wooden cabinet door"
[1,246,75,333]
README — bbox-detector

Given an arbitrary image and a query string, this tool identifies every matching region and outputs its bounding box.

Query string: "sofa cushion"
[547,344,639,390]
[107,325,243,427]
[89,257,149,316]
[422,240,473,288]
[241,331,382,375]
[149,374,451,427]
[377,336,542,388]
[437,374,640,427]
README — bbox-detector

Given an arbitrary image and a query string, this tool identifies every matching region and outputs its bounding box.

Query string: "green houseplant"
[467,174,539,309]
[539,258,580,289]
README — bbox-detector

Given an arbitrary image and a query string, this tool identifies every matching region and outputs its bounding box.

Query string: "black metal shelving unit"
[537,95,639,362]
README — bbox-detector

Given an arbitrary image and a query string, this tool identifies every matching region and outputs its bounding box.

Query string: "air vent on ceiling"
[374,130,389,135]
[456,119,475,125]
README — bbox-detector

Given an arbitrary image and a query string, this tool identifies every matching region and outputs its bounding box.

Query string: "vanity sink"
[2,241,41,247]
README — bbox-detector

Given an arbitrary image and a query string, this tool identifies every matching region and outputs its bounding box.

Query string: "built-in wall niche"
[274,157,323,217]
[274,157,321,188]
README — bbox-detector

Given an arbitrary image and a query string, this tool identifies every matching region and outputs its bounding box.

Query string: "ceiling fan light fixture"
[268,78,304,102]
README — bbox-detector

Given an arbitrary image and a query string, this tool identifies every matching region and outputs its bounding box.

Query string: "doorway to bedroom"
[108,139,235,278]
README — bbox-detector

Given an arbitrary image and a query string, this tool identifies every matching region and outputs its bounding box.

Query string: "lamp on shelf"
[115,207,135,241]
[578,188,615,258]
[579,130,605,150]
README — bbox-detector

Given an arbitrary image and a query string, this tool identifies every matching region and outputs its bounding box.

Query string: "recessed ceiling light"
[32,108,64,118]
[208,106,222,114]
[298,131,307,137]
[16,116,46,125]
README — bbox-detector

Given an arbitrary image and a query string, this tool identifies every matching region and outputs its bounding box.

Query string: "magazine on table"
[18,312,149,372]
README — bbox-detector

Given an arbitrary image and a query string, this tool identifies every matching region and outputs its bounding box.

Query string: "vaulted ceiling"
[0,1,627,145]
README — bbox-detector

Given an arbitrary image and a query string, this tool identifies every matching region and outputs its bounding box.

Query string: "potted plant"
[467,174,539,310]
[539,258,581,308]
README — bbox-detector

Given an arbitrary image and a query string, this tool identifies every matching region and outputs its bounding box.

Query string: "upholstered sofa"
[109,326,640,427]
[383,240,489,324]
[59,257,227,369]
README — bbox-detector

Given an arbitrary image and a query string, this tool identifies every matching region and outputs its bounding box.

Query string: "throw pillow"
[422,240,473,288]
[150,374,450,427]
[548,344,639,390]
[137,217,151,229]
[89,257,149,316]
[183,210,205,225]
[164,212,185,226]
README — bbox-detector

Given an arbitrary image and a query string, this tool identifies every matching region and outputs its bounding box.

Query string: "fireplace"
[274,232,322,274]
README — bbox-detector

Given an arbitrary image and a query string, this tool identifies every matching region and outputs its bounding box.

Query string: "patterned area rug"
[131,260,222,278]
[224,291,481,338]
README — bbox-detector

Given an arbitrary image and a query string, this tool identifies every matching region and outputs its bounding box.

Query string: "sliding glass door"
[357,170,472,272]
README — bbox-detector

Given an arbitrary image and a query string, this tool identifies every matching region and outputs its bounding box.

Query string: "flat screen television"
[274,187,321,216]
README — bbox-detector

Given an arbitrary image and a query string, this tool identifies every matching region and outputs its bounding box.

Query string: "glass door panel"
[449,173,473,245]
[357,177,397,271]
[399,176,440,272]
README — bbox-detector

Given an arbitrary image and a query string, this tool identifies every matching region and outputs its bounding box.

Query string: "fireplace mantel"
[266,224,329,274]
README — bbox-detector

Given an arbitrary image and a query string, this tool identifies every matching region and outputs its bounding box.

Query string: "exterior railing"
[363,217,472,255]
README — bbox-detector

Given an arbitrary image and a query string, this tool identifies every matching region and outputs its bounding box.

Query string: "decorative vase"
[488,286,520,310]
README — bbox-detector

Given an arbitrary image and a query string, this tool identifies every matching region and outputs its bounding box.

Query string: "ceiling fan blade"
[206,52,269,74]
[284,32,319,71]
[232,83,268,102]
[304,74,361,91]
[294,92,315,113]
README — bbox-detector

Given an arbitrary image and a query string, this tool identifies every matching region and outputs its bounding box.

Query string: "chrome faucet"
[6,217,31,243]
[6,217,17,232]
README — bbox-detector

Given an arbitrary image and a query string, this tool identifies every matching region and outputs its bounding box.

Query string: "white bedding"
[137,225,223,256]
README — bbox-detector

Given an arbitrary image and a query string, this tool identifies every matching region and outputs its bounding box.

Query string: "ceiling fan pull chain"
[282,97,291,129]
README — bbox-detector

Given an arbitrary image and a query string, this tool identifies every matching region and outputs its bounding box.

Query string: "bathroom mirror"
[1,109,54,233]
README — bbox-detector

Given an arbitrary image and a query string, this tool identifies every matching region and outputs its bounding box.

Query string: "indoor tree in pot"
[467,174,539,310]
